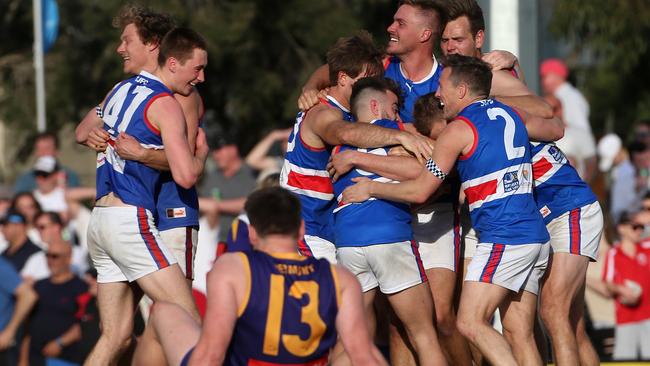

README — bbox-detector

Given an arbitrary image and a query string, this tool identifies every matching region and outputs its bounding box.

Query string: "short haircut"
[35,211,64,227]
[326,31,384,86]
[399,0,447,41]
[413,93,444,136]
[445,0,485,36]
[158,27,207,67]
[617,211,636,226]
[113,5,175,45]
[350,76,403,118]
[35,132,59,149]
[443,54,492,98]
[245,187,302,238]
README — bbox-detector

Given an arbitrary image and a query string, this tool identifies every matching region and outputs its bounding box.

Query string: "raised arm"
[189,254,246,366]
[298,64,331,111]
[334,265,389,366]
[342,121,471,204]
[246,129,292,171]
[148,96,208,189]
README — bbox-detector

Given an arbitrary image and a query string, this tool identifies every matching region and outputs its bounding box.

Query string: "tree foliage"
[549,0,650,137]
[0,0,394,157]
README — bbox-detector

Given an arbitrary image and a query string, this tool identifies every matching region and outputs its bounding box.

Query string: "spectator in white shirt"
[598,134,638,223]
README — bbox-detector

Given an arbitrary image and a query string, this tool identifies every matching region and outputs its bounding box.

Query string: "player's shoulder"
[210,252,250,280]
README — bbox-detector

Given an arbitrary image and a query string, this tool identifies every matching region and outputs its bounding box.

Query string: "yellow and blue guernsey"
[96,71,170,213]
[225,250,340,366]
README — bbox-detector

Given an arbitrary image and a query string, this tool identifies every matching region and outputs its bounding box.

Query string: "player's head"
[326,31,384,91]
[436,54,492,120]
[350,77,402,122]
[616,211,644,243]
[413,93,446,139]
[245,187,303,241]
[158,27,208,96]
[387,0,446,56]
[441,0,485,57]
[114,5,175,74]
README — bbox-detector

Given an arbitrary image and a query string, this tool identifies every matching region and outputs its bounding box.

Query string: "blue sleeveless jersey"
[96,71,170,212]
[156,174,199,230]
[225,251,339,366]
[455,99,549,245]
[530,142,597,224]
[280,96,353,243]
[332,119,412,246]
[383,56,442,123]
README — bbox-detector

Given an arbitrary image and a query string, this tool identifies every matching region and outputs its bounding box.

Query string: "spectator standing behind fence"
[14,132,80,194]
[0,257,37,366]
[541,60,597,183]
[199,135,256,243]
[22,240,88,366]
[598,134,638,222]
[600,212,650,360]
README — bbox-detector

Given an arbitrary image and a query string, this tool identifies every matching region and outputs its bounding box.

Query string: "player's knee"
[435,308,457,336]
[456,315,477,342]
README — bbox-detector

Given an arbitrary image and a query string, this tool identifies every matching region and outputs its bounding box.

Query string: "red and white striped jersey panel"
[531,142,567,185]
[280,160,333,201]
[461,163,533,211]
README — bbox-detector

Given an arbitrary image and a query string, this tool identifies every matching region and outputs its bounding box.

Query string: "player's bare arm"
[75,106,109,152]
[333,265,389,366]
[491,70,553,118]
[298,64,332,111]
[114,89,204,171]
[342,121,472,204]
[517,107,564,142]
[482,50,525,83]
[309,107,433,163]
[188,253,246,366]
[328,149,422,182]
[148,95,208,189]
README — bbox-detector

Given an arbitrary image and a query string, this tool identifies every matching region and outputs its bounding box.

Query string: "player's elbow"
[412,190,430,204]
[74,127,87,145]
[173,171,198,189]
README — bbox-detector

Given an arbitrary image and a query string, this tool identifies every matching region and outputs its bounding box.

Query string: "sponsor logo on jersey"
[548,145,565,162]
[135,76,149,85]
[540,205,551,218]
[166,207,187,218]
[502,171,520,192]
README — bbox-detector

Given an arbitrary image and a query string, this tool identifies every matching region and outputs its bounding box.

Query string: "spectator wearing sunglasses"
[600,211,650,360]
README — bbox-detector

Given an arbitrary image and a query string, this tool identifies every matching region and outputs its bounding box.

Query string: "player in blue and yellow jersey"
[74,28,208,365]
[331,77,446,366]
[280,31,434,263]
[149,187,387,366]
[342,55,564,366]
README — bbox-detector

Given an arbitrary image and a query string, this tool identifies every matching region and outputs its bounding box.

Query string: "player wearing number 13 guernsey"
[149,187,387,366]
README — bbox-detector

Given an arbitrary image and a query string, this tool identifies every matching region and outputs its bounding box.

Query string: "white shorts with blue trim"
[299,235,337,264]
[413,203,461,271]
[160,226,198,280]
[336,240,427,294]
[88,206,177,283]
[465,242,550,295]
[546,201,603,261]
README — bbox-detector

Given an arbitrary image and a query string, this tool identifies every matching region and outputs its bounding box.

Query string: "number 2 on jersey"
[263,275,326,357]
[487,107,524,160]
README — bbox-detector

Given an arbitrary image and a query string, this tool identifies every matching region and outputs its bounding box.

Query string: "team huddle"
[76,0,603,365]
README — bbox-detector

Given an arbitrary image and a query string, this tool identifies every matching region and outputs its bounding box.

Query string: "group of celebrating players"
[73,0,604,365]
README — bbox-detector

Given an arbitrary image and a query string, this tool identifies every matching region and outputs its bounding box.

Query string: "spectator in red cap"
[541,58,597,183]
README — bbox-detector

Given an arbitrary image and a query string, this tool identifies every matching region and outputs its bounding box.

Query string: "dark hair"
[35,132,59,150]
[399,0,447,41]
[245,187,301,237]
[413,93,444,136]
[113,5,175,46]
[10,192,42,218]
[443,54,492,98]
[35,211,64,227]
[628,141,647,158]
[350,77,403,118]
[617,211,637,226]
[445,0,485,36]
[326,31,384,86]
[158,27,207,67]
